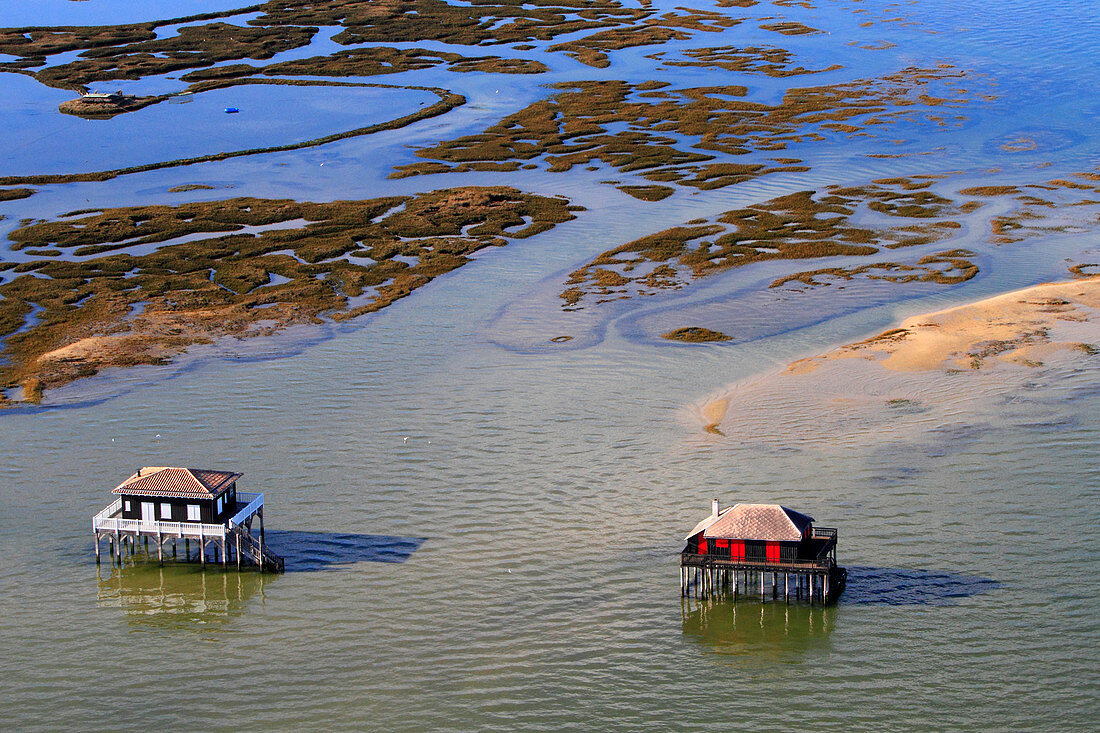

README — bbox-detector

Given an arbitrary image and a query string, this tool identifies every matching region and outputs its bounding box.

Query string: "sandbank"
[697,277,1100,438]
[788,277,1100,374]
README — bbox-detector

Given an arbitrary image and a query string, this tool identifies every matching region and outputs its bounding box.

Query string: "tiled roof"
[112,467,241,499]
[696,503,814,542]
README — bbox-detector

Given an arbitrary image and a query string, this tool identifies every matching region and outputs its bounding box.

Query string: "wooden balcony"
[681,527,839,573]
[93,492,265,539]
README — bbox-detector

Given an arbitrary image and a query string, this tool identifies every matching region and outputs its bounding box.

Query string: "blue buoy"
[224,107,239,114]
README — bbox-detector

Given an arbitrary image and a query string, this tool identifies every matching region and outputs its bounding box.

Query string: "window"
[216,496,223,513]
[160,503,172,520]
[187,504,200,521]
[124,500,131,512]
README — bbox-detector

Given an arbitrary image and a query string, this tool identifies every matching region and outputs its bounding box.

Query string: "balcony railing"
[92,492,264,538]
[94,513,226,539]
[681,552,836,570]
[228,492,263,528]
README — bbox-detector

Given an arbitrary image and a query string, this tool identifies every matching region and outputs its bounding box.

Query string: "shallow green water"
[1,0,1098,729]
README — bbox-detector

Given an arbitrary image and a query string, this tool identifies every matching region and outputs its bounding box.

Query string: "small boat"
[224,107,239,114]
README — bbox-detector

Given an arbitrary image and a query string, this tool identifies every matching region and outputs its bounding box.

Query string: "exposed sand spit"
[694,278,1100,443]
[790,277,1100,374]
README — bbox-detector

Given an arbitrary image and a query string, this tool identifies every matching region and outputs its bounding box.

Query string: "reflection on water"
[682,598,836,658]
[97,564,267,630]
[265,530,427,571]
[844,566,1000,606]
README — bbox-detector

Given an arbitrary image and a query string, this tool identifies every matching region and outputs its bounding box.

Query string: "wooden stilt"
[184,537,189,560]
[760,571,765,601]
[94,533,101,565]
[157,529,163,566]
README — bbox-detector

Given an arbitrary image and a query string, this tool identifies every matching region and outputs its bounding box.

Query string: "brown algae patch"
[660,45,842,77]
[770,249,980,290]
[57,93,161,118]
[758,21,824,36]
[616,185,675,201]
[0,188,34,202]
[558,179,980,308]
[0,187,578,404]
[167,184,218,193]
[179,47,549,83]
[662,326,732,342]
[549,9,742,68]
[0,0,645,93]
[393,67,985,189]
[977,170,1100,245]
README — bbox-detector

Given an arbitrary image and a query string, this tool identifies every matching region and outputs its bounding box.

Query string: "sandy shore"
[700,277,1100,433]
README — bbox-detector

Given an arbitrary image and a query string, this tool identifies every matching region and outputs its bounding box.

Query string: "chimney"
[712,498,720,518]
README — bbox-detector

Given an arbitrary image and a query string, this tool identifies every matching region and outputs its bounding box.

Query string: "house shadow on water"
[265,531,427,572]
[842,566,1001,606]
[95,532,427,628]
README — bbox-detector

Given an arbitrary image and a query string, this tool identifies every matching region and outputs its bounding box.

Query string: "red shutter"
[715,539,729,548]
[731,540,744,560]
[766,541,780,562]
[698,539,708,555]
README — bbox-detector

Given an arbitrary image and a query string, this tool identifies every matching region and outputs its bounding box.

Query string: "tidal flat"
[1,0,1099,730]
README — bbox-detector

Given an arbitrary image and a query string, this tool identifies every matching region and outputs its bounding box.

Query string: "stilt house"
[93,466,283,572]
[680,500,845,603]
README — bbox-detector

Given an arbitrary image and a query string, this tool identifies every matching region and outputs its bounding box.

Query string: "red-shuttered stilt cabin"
[680,499,846,604]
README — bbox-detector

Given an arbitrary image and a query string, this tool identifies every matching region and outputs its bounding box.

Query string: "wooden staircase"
[228,526,285,572]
